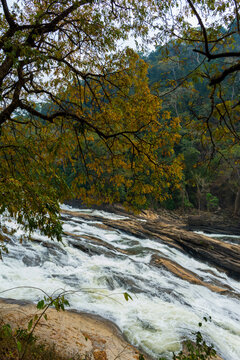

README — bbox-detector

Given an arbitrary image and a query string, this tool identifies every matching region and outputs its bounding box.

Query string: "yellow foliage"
[0,47,183,238]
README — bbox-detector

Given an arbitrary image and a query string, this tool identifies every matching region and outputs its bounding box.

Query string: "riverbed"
[0,205,240,359]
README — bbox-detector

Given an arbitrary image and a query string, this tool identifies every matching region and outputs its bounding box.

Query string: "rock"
[150,254,235,295]
[143,220,240,279]
[93,349,108,360]
[64,214,240,280]
[22,254,42,267]
[188,214,240,235]
[64,232,120,257]
[62,207,240,278]
[0,300,146,360]
[102,219,240,279]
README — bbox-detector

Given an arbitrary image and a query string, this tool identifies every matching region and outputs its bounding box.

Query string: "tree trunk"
[234,188,240,216]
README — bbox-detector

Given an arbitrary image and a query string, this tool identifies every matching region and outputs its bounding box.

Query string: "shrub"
[206,193,219,212]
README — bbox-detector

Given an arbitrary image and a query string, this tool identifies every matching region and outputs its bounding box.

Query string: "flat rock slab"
[0,300,143,360]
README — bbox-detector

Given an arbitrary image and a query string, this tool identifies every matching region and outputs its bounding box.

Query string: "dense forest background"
[143,37,240,215]
[1,0,240,245]
[57,37,240,215]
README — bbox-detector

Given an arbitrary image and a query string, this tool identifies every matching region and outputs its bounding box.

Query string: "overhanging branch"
[210,62,240,85]
[1,0,16,28]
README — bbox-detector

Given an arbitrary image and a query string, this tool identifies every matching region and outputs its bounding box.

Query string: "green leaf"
[17,340,22,353]
[37,299,45,310]
[27,319,33,331]
[123,292,133,301]
[2,323,12,336]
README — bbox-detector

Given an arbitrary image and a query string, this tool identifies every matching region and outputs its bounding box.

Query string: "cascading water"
[0,204,240,359]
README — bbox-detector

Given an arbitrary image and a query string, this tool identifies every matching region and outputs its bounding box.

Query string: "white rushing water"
[0,205,240,359]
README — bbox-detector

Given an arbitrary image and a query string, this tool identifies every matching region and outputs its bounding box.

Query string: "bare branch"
[186,0,210,57]
[210,62,240,85]
[1,0,16,27]
[233,0,240,33]
[193,48,240,59]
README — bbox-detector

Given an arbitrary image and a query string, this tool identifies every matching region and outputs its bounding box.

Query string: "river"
[0,204,240,359]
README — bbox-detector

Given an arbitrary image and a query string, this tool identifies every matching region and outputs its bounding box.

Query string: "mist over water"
[0,205,240,359]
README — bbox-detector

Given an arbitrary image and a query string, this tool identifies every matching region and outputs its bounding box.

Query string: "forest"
[0,0,240,243]
[0,2,240,358]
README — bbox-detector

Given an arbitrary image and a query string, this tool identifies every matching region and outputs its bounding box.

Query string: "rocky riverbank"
[188,213,240,236]
[0,299,143,360]
[65,199,240,236]
[61,207,240,280]
[1,204,238,360]
[0,299,224,360]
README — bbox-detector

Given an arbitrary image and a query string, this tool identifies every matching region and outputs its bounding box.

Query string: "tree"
[155,0,240,84]
[0,0,156,124]
[166,0,240,144]
[0,0,183,244]
[140,0,240,153]
[141,1,240,212]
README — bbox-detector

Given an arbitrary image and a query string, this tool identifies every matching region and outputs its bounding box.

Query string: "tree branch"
[0,63,25,125]
[26,0,92,45]
[193,49,240,59]
[234,0,240,33]
[210,62,240,85]
[1,0,16,28]
[186,0,210,57]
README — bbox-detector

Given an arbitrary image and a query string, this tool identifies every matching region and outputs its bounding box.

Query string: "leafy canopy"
[2,0,240,242]
[0,0,183,242]
[155,0,240,147]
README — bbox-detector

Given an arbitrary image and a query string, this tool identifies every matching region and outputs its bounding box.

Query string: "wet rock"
[65,232,126,259]
[219,236,240,245]
[22,254,42,267]
[70,240,112,256]
[62,210,109,223]
[62,210,240,280]
[188,214,240,235]
[51,274,79,287]
[150,254,233,294]
[92,223,112,231]
[111,273,143,293]
[99,218,240,280]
